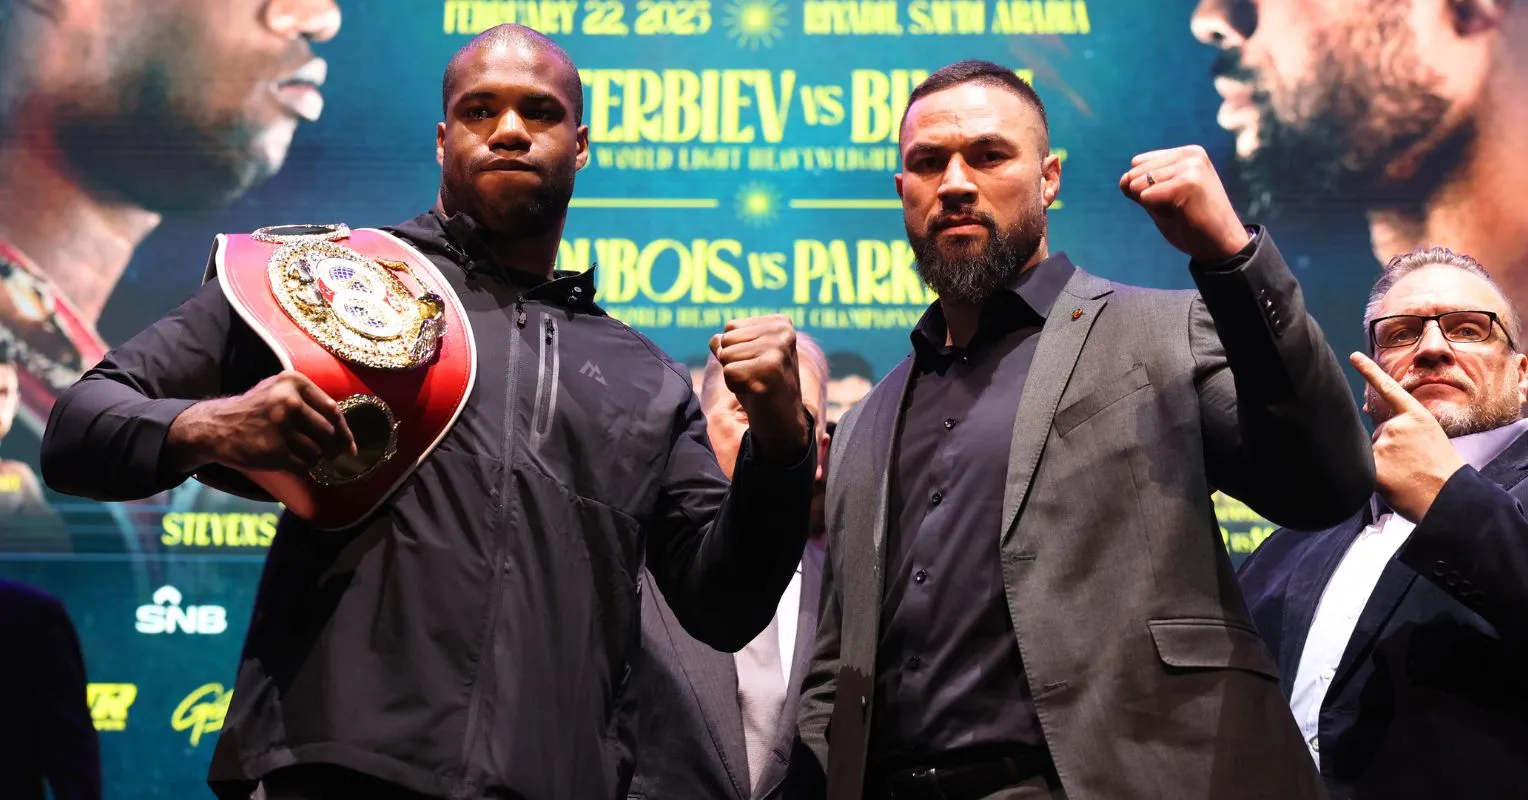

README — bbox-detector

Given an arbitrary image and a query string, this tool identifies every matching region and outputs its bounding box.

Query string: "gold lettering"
[441,0,580,35]
[160,513,280,548]
[992,1,1091,35]
[161,513,184,546]
[802,1,904,34]
[88,683,137,731]
[907,0,986,34]
[850,70,929,144]
[580,70,797,144]
[170,683,232,747]
[560,239,747,304]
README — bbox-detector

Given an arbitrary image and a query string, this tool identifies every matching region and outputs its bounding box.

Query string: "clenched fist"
[709,314,811,462]
[166,370,357,475]
[1119,145,1251,262]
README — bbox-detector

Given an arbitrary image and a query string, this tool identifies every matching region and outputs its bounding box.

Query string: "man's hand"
[709,314,810,463]
[1350,353,1467,522]
[1120,145,1251,262]
[166,370,357,474]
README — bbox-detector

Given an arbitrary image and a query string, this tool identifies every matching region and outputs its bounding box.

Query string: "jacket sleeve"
[644,382,817,653]
[1189,227,1375,530]
[1398,466,1528,639]
[41,280,274,502]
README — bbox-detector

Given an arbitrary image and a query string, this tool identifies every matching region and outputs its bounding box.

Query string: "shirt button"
[907,655,922,670]
[931,491,943,507]
[1312,738,1320,752]
[1320,667,1335,681]
[943,418,957,430]
[914,569,928,584]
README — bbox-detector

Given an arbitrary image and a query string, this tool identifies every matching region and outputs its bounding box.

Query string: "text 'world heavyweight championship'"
[203,224,476,530]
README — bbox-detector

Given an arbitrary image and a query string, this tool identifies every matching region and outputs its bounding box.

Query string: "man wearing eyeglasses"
[1238,246,1528,799]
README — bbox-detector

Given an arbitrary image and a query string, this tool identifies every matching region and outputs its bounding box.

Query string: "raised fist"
[1120,145,1251,262]
[709,314,810,462]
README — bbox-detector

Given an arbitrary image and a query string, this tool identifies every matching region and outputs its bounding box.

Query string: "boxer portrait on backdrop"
[0,0,344,551]
[1191,0,1528,310]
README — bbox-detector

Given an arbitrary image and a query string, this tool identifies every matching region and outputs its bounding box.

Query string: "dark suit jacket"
[627,543,824,800]
[798,230,1374,800]
[1239,428,1528,799]
[0,580,101,800]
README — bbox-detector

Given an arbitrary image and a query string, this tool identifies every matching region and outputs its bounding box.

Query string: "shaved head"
[442,24,582,124]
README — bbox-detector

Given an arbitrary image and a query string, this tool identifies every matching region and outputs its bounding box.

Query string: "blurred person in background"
[0,339,67,549]
[824,351,874,425]
[0,579,100,800]
[625,332,832,800]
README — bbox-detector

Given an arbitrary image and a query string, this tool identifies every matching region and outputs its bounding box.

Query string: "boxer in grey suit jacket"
[796,61,1374,800]
[626,336,832,800]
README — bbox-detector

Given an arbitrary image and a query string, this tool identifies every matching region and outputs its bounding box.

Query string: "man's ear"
[1041,152,1062,209]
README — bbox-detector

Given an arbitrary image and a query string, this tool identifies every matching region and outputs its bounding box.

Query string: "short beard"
[1223,3,1452,218]
[1367,384,1524,438]
[443,159,576,239]
[908,209,1044,307]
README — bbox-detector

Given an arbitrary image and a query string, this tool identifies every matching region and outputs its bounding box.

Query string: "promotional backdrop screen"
[2,0,1515,795]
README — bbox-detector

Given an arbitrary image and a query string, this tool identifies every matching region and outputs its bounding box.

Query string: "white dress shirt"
[776,561,802,683]
[1290,418,1528,766]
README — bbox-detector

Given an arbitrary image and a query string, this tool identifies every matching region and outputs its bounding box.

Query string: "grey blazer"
[797,231,1372,800]
[628,543,824,800]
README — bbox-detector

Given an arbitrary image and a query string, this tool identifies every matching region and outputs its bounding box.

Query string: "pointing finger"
[1349,352,1426,417]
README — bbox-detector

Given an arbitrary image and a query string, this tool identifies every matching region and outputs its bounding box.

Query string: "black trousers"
[250,764,436,800]
[865,747,1067,800]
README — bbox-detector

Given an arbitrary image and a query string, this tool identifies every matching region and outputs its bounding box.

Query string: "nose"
[1191,0,1254,49]
[1412,320,1458,367]
[263,0,343,44]
[936,156,978,208]
[488,111,533,151]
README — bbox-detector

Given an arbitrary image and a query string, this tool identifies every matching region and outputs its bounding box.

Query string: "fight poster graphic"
[3,0,1519,794]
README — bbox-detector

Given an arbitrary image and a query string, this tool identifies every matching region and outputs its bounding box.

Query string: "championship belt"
[204,224,476,531]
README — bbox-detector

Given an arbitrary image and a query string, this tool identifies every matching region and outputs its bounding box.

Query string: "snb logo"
[135,585,228,635]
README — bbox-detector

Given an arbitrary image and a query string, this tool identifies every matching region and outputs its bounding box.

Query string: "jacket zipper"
[531,313,559,439]
[454,311,521,796]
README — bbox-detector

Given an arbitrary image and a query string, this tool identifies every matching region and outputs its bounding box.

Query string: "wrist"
[1394,461,1467,523]
[1197,225,1253,263]
[164,400,219,473]
[750,404,811,464]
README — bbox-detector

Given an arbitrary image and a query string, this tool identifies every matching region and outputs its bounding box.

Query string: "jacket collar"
[412,210,602,313]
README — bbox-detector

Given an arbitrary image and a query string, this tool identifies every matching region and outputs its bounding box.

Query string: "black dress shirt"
[870,252,1075,767]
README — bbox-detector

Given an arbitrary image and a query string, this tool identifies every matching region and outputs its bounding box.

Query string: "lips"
[481,159,538,173]
[1213,76,1256,131]
[933,216,989,235]
[1406,377,1469,394]
[272,58,328,122]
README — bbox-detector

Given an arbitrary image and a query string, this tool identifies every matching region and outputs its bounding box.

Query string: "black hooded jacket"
[40,211,816,799]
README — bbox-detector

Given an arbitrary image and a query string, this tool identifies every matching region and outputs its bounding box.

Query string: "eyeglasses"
[1368,310,1516,351]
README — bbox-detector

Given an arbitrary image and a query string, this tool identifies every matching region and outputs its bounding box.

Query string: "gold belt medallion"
[258,224,445,371]
[252,224,448,486]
